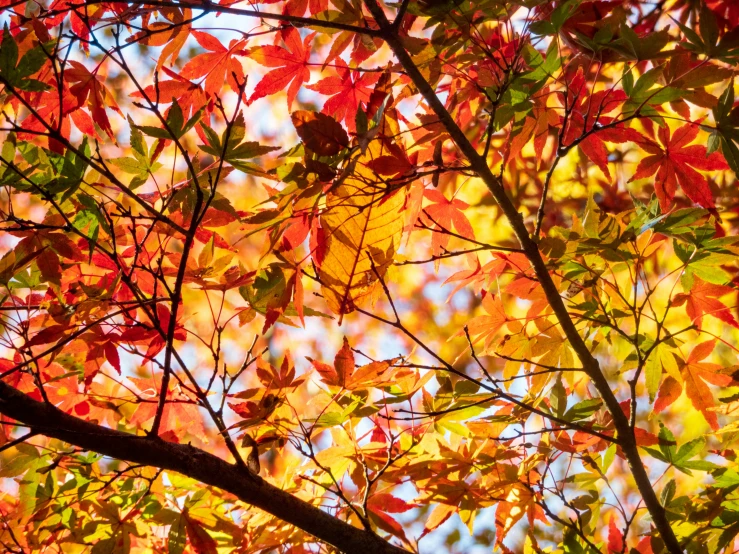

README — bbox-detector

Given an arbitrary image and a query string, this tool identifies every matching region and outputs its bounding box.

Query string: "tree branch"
[360,2,682,551]
[68,0,383,36]
[0,380,409,554]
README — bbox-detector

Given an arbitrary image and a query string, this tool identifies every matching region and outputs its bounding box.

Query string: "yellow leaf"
[421,503,456,537]
[645,343,680,402]
[319,144,406,318]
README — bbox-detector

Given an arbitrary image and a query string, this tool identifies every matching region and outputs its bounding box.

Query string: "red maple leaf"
[180,31,246,97]
[628,122,728,211]
[307,61,380,130]
[42,362,87,414]
[131,66,208,121]
[671,277,739,329]
[560,72,651,180]
[608,517,625,554]
[249,28,314,109]
[17,83,102,147]
[64,61,122,140]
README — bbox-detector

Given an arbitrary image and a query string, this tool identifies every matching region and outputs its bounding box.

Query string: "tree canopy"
[0,0,739,552]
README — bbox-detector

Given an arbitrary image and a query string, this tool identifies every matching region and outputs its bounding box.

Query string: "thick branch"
[69,0,383,36]
[0,381,408,554]
[361,2,682,552]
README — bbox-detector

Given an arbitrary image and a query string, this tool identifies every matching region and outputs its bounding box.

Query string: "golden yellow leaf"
[319,145,406,318]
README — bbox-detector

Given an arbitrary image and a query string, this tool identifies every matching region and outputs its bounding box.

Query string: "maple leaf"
[180,31,246,97]
[629,122,729,211]
[309,339,398,390]
[345,358,399,390]
[64,61,122,140]
[128,376,206,442]
[420,504,456,539]
[507,85,559,163]
[466,292,508,352]
[560,79,651,180]
[306,61,380,131]
[17,83,100,148]
[654,375,682,414]
[644,343,680,402]
[422,189,476,267]
[309,336,354,388]
[682,340,732,430]
[249,28,314,109]
[126,7,192,69]
[183,512,218,554]
[671,276,739,329]
[255,352,306,390]
[608,517,625,554]
[495,484,547,547]
[367,494,416,543]
[656,340,732,430]
[130,66,208,121]
[118,304,186,359]
[318,142,406,319]
[291,110,348,155]
[41,363,87,414]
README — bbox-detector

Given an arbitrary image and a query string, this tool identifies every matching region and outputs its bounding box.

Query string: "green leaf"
[550,0,583,31]
[0,25,50,92]
[613,25,669,60]
[167,98,184,135]
[168,514,187,554]
[136,100,203,140]
[529,20,556,36]
[127,115,146,157]
[563,398,602,422]
[0,24,19,80]
[674,437,704,465]
[714,469,739,489]
[673,18,706,54]
[135,125,173,140]
[551,375,567,419]
[0,443,39,477]
[521,41,561,86]
[199,112,279,169]
[699,4,719,51]
[661,479,676,506]
[645,343,679,401]
[109,157,148,176]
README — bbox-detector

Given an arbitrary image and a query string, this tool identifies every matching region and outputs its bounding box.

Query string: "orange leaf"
[249,28,314,109]
[180,32,246,97]
[682,340,732,430]
[420,503,456,538]
[654,376,682,413]
[334,337,354,388]
[672,277,739,329]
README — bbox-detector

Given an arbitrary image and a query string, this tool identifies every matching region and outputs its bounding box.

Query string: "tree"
[0,0,738,551]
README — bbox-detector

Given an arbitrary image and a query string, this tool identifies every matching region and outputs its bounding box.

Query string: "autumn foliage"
[1,0,739,552]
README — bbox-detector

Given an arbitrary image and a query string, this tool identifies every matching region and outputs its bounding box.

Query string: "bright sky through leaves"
[0,0,739,553]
